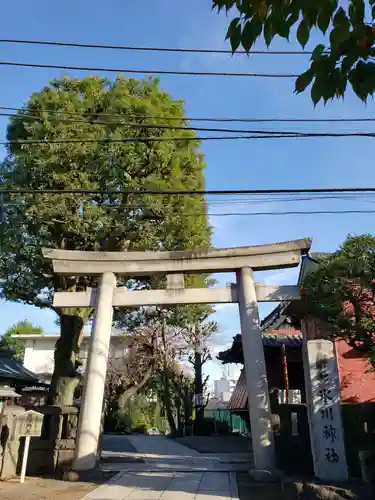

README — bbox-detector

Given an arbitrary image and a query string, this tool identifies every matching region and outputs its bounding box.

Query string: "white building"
[18,332,130,379]
[213,376,236,403]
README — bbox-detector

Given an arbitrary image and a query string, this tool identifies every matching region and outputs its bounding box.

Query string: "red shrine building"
[223,254,375,415]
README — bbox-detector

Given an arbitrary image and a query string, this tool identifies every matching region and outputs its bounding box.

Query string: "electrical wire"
[0,112,304,136]
[2,189,375,216]
[0,60,299,78]
[191,210,375,217]
[3,130,375,146]
[207,195,375,205]
[2,135,305,145]
[2,200,375,217]
[0,38,314,55]
[1,188,375,196]
[2,105,374,125]
[3,111,375,136]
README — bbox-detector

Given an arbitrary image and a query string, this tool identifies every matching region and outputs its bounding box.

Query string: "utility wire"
[2,195,375,217]
[4,195,375,205]
[2,105,373,124]
[196,210,375,217]
[0,38,314,55]
[206,195,375,205]
[1,188,375,196]
[0,60,299,78]
[2,135,303,146]
[2,200,375,217]
[3,111,374,136]
[0,112,303,136]
[3,131,375,146]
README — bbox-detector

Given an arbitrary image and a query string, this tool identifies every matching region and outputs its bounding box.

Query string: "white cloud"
[262,268,299,286]
[214,303,233,312]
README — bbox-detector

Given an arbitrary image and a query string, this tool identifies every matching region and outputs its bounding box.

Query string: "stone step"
[100,462,251,472]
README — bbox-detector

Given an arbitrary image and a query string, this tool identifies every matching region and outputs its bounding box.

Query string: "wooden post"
[20,435,31,484]
[281,345,289,403]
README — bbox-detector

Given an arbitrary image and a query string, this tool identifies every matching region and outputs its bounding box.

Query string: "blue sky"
[1,1,375,381]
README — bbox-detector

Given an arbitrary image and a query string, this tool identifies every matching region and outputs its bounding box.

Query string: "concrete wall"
[23,338,55,374]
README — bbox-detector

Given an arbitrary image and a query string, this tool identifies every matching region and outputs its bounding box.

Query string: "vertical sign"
[304,340,348,481]
[12,410,44,483]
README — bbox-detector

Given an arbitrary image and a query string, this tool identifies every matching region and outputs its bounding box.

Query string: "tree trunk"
[176,404,183,435]
[183,393,193,436]
[162,373,177,435]
[159,315,177,434]
[194,340,205,433]
[48,310,85,406]
[117,366,153,409]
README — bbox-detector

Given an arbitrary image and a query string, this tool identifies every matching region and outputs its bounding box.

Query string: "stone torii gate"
[43,237,311,473]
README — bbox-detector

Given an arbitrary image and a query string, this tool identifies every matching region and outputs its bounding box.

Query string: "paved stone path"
[81,436,241,499]
[101,436,252,472]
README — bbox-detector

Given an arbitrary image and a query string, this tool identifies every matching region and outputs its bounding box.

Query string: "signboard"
[11,410,44,484]
[194,394,204,407]
[12,410,44,440]
[304,340,348,481]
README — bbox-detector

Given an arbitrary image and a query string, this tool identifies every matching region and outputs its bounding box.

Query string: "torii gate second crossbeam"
[43,237,311,474]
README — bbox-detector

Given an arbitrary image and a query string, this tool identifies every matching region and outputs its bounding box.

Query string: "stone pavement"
[101,436,252,472]
[81,436,241,499]
[80,471,238,500]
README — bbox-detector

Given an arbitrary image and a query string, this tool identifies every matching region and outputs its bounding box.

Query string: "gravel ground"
[0,470,116,500]
[237,472,282,500]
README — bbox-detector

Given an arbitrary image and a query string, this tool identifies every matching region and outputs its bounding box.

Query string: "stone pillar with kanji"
[303,339,348,481]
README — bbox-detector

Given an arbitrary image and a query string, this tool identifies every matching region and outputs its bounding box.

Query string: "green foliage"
[0,75,212,403]
[197,417,230,436]
[213,0,375,103]
[1,76,211,306]
[106,394,165,433]
[302,234,375,367]
[104,410,132,434]
[0,320,43,360]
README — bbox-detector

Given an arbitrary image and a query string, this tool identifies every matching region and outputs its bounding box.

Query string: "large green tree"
[213,1,375,103]
[302,234,375,368]
[0,320,43,360]
[0,75,211,405]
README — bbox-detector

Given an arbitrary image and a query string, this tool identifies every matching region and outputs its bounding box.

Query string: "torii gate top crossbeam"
[43,238,311,276]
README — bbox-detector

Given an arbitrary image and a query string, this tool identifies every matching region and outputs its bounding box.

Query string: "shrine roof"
[0,349,42,386]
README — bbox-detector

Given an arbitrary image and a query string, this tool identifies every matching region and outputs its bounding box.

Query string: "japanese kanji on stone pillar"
[303,339,348,481]
[43,238,311,474]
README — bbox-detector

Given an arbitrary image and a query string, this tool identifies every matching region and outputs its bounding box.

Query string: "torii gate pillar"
[237,267,274,471]
[74,272,116,471]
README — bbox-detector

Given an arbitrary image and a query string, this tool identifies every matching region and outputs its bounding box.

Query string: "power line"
[2,188,375,196]
[2,105,374,125]
[0,60,299,78]
[2,200,375,217]
[3,130,375,146]
[0,38,313,55]
[202,210,375,217]
[2,135,305,146]
[207,195,375,204]
[0,112,303,136]
[3,111,375,136]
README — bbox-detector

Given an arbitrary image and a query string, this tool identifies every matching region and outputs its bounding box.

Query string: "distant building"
[214,374,236,403]
[14,331,131,380]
